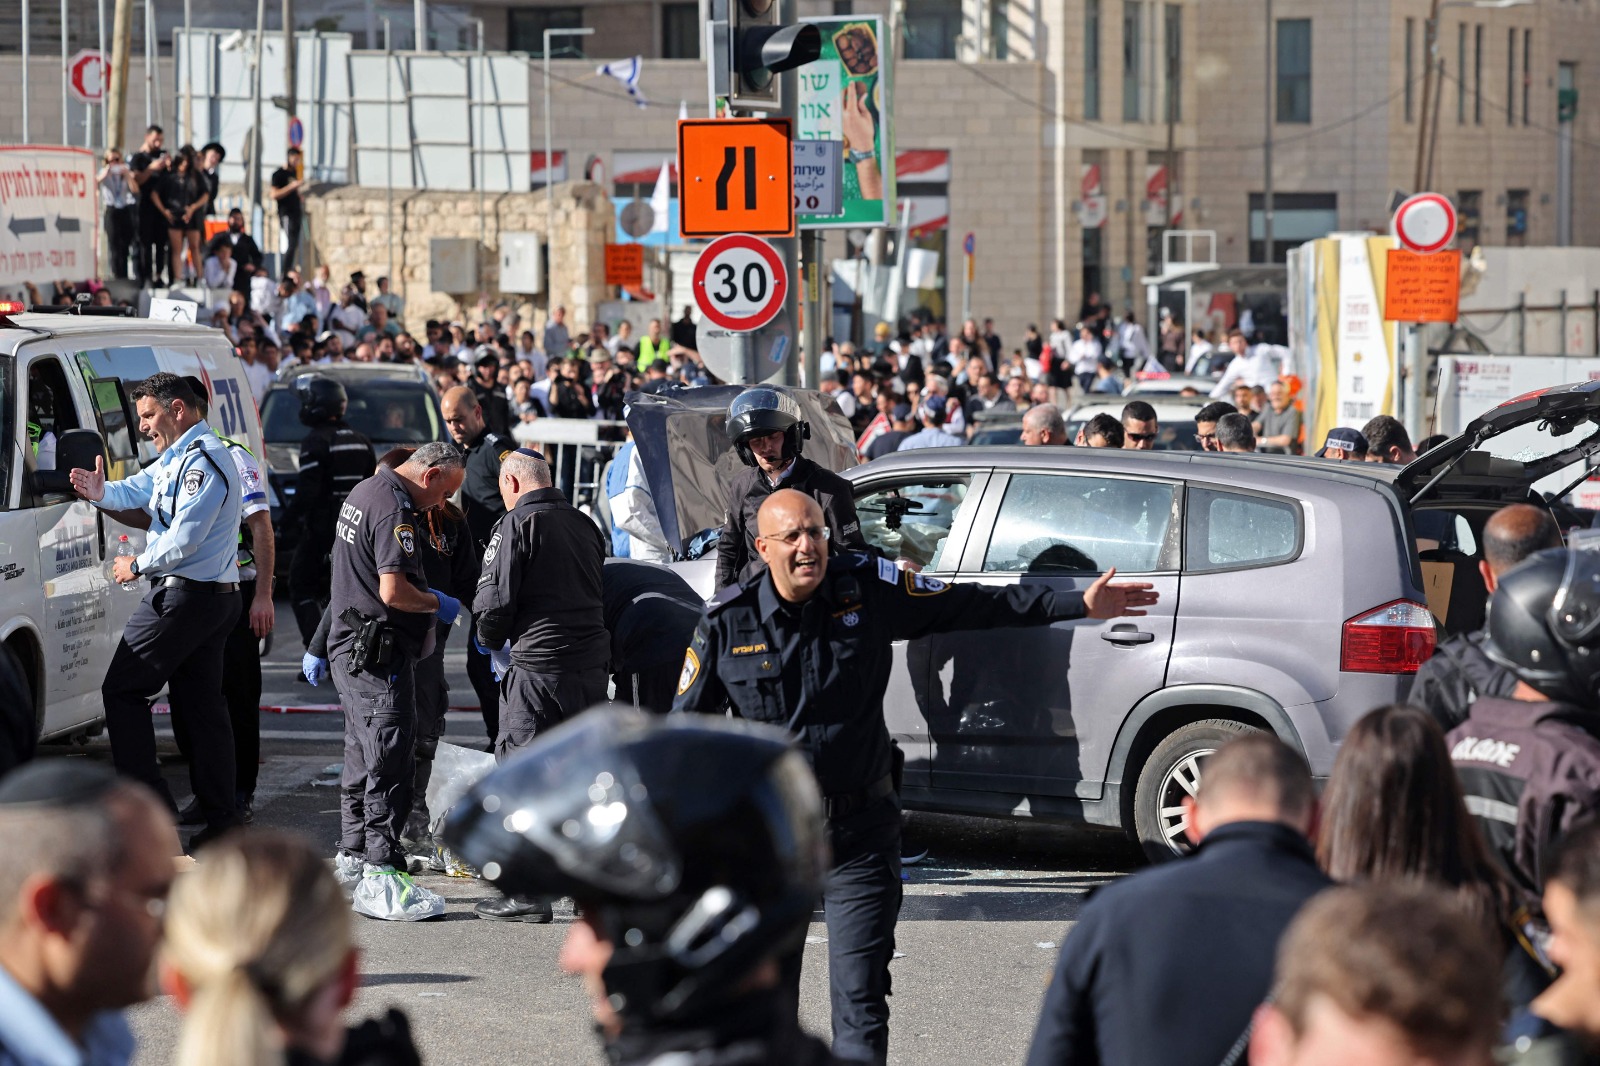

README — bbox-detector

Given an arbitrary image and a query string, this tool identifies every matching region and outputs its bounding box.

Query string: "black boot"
[474,895,553,923]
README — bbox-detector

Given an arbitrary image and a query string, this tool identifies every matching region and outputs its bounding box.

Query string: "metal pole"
[476,19,485,256]
[802,229,822,388]
[143,0,153,126]
[251,0,267,220]
[284,0,297,157]
[22,0,29,143]
[961,253,972,324]
[1262,0,1273,264]
[543,27,594,322]
[61,0,69,146]
[384,18,394,287]
[182,0,192,141]
[1414,0,1442,193]
[777,63,800,386]
[97,0,107,147]
[108,0,132,152]
[413,0,426,52]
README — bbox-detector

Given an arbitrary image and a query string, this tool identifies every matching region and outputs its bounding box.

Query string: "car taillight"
[1341,600,1438,674]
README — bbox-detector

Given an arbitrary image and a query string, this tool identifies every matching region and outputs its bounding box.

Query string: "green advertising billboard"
[797,15,895,229]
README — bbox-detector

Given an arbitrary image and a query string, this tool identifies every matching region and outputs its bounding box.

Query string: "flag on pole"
[597,57,647,108]
[648,161,671,235]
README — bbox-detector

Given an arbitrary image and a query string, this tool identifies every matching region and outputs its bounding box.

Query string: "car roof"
[0,314,230,345]
[1065,397,1212,420]
[853,444,1404,494]
[270,363,432,386]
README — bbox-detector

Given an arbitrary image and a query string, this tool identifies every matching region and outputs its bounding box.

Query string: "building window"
[1457,189,1482,246]
[1276,19,1312,124]
[1507,28,1516,125]
[1086,0,1102,120]
[508,7,583,56]
[1405,18,1415,123]
[1474,24,1483,125]
[989,0,1008,59]
[1457,24,1467,124]
[1522,30,1531,125]
[1165,4,1182,123]
[1249,191,1337,264]
[1506,188,1529,243]
[905,0,963,59]
[662,2,698,59]
[1123,1,1144,122]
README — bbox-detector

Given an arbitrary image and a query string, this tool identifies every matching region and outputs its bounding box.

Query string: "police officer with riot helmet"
[442,709,853,1066]
[676,490,1160,1064]
[715,386,869,590]
[325,442,465,921]
[70,372,245,850]
[441,384,510,743]
[472,446,610,922]
[287,374,376,650]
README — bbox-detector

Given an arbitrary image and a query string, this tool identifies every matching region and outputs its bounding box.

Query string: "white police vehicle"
[0,302,264,745]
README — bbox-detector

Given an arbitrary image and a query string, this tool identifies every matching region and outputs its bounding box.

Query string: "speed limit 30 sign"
[692,234,788,333]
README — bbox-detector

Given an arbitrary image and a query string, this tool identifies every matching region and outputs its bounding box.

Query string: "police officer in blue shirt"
[70,372,244,850]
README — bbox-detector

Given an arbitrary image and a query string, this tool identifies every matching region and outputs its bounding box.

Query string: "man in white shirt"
[328,287,367,349]
[1116,312,1156,374]
[371,275,404,320]
[1187,329,1217,374]
[1209,330,1282,398]
[1069,325,1103,394]
[202,243,236,290]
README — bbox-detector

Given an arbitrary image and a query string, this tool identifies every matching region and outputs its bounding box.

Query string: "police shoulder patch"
[677,648,701,695]
[182,468,204,496]
[497,450,512,464]
[906,572,949,596]
[394,524,417,556]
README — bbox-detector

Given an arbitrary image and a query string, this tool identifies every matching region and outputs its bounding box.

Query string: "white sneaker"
[350,863,446,922]
[332,850,364,888]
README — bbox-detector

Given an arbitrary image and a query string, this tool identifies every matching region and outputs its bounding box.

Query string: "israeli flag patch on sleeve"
[876,557,899,585]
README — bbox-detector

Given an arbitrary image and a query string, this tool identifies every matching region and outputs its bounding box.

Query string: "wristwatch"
[848,148,875,165]
[128,558,140,577]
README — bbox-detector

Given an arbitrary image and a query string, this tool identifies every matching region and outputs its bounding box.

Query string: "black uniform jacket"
[1409,628,1517,731]
[460,426,510,550]
[328,466,432,658]
[602,560,702,674]
[1025,821,1332,1066]
[292,421,376,534]
[473,487,609,672]
[1449,697,1600,906]
[674,550,1091,796]
[713,455,866,590]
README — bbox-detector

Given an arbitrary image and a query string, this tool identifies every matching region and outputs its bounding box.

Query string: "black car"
[259,363,445,552]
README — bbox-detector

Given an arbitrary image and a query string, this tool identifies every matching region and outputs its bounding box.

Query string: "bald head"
[1483,503,1561,576]
[441,386,485,445]
[757,488,824,537]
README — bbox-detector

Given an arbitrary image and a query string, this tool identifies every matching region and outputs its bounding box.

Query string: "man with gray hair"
[326,440,466,921]
[1021,403,1068,446]
[472,446,610,922]
[0,762,179,1065]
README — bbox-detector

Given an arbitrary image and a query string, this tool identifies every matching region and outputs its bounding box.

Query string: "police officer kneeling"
[327,441,465,921]
[675,489,1160,1065]
[70,372,244,849]
[442,708,852,1066]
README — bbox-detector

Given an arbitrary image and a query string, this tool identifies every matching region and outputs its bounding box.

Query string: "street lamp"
[544,26,595,325]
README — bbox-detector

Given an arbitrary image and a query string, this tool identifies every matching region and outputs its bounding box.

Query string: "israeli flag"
[598,57,647,109]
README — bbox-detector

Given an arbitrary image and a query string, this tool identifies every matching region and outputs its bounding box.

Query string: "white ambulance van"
[0,305,264,746]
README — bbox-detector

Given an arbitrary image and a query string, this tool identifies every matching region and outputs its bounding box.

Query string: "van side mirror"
[29,428,107,498]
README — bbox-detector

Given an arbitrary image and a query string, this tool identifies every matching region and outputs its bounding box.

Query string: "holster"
[340,607,396,675]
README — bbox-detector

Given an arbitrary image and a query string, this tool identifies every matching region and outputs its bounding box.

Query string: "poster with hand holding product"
[797,15,895,228]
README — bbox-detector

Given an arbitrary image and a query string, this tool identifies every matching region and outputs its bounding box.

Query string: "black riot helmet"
[726,386,810,468]
[295,374,348,426]
[1485,546,1600,706]
[441,708,827,1023]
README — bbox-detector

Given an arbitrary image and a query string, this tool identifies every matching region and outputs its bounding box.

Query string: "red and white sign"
[67,50,110,104]
[693,234,787,333]
[1078,164,1108,229]
[0,146,97,287]
[1392,192,1458,255]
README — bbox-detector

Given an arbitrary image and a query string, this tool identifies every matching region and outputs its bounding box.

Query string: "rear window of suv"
[1185,486,1301,572]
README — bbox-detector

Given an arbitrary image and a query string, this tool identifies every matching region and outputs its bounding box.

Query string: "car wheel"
[0,642,37,776]
[1133,719,1262,862]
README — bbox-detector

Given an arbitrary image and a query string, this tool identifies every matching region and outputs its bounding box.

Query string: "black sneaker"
[474,896,553,923]
[177,798,204,827]
[238,797,255,825]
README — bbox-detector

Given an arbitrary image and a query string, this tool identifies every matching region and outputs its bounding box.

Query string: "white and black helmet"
[725,386,810,468]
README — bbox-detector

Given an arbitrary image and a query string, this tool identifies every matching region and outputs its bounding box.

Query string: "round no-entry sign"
[1392,192,1458,255]
[67,50,110,104]
[692,234,787,333]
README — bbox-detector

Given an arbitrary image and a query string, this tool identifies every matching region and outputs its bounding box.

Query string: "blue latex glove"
[489,642,512,682]
[302,652,328,687]
[433,590,462,626]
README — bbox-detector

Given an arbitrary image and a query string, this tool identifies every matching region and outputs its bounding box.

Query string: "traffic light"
[708,0,822,112]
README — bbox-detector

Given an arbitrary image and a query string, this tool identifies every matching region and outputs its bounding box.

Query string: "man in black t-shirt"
[129,125,170,286]
[269,147,305,276]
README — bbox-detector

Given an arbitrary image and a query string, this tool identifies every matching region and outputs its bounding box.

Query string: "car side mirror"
[29,428,107,497]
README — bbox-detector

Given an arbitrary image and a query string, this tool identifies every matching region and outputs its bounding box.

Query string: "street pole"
[543,27,594,324]
[778,63,800,387]
[384,19,394,289]
[1262,0,1274,264]
[97,0,107,148]
[60,0,69,146]
[21,0,29,143]
[1414,0,1442,194]
[143,0,153,126]
[182,0,193,141]
[476,19,485,258]
[284,0,297,158]
[108,0,132,152]
[413,0,426,51]
[802,228,822,388]
[251,0,267,222]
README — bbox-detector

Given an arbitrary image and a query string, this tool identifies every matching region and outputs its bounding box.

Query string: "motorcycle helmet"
[725,386,809,468]
[1485,546,1600,706]
[441,708,827,1023]
[295,374,348,426]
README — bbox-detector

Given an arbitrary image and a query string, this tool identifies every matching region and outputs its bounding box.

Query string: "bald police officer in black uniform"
[442,384,509,742]
[288,375,376,649]
[675,489,1160,1065]
[715,386,868,590]
[326,442,465,918]
[473,446,610,922]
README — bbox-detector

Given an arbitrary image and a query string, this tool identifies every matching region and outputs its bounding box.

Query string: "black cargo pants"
[333,650,416,868]
[495,665,609,763]
[410,623,452,827]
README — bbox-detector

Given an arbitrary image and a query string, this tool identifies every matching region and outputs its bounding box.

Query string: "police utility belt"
[822,774,896,821]
[340,608,397,675]
[151,575,238,594]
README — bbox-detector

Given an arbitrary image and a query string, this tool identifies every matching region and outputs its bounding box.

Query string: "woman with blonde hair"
[162,830,420,1066]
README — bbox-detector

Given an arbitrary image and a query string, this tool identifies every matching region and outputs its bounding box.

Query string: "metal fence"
[510,417,628,512]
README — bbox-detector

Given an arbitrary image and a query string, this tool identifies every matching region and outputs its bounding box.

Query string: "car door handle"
[1101,624,1156,645]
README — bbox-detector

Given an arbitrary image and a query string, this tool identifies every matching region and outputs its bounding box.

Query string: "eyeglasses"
[1127,432,1157,443]
[762,525,830,547]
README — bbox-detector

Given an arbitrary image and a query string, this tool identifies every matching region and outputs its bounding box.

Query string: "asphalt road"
[39,602,1142,1066]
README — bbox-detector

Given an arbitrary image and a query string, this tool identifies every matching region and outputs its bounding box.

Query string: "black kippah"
[0,761,118,808]
[512,447,547,463]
